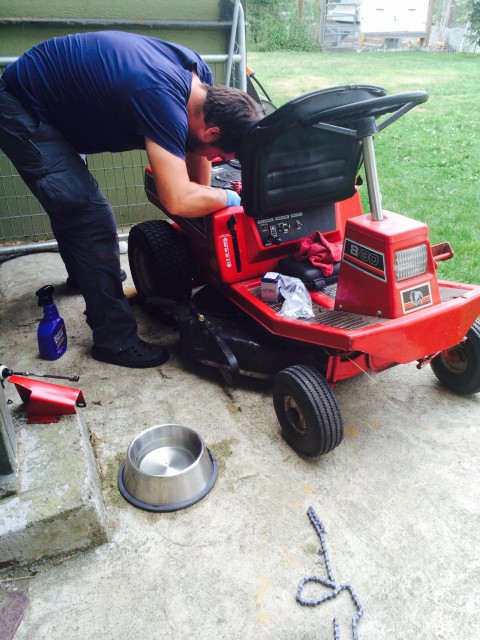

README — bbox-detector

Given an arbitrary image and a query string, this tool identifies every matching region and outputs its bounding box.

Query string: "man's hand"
[145,138,231,218]
[224,189,241,207]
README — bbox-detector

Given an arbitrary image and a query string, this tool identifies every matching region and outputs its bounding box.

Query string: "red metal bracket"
[8,375,86,424]
[431,241,454,263]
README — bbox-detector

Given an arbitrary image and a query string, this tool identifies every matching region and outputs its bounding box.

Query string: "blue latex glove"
[224,189,241,207]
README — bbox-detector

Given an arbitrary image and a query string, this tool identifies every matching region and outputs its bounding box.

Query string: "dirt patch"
[209,438,238,476]
[101,452,128,508]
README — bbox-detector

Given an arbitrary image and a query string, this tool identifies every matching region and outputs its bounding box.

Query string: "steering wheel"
[301,91,428,136]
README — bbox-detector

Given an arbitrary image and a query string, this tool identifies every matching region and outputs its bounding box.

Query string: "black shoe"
[91,340,169,368]
[66,269,127,290]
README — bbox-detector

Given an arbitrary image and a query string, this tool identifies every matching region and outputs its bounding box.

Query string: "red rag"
[294,231,342,276]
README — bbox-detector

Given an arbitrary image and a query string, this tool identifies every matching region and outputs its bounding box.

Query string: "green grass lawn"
[247,51,480,283]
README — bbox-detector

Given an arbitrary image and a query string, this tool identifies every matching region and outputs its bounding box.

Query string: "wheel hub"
[283,395,307,437]
[440,344,468,375]
[131,246,155,298]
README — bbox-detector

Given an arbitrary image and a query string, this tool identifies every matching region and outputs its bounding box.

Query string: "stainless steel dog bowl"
[118,424,217,512]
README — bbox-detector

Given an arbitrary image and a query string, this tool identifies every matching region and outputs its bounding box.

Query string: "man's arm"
[145,137,227,218]
[185,152,211,186]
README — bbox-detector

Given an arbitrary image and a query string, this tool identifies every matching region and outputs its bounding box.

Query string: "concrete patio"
[1,249,479,640]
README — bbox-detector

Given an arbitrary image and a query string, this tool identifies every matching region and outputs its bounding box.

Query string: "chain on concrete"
[296,506,365,640]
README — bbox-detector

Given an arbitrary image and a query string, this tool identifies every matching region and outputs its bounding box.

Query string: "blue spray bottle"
[35,285,67,360]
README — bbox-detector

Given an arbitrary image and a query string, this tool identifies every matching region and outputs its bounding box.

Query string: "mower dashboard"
[254,204,336,247]
[210,162,337,247]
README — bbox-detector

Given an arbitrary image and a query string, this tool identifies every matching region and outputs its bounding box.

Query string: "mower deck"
[224,277,480,365]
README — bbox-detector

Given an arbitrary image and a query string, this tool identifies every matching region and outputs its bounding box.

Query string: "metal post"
[1,383,17,493]
[318,0,328,48]
[237,3,247,91]
[225,0,247,91]
[362,135,384,221]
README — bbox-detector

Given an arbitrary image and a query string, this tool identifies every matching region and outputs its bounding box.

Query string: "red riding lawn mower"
[128,84,480,457]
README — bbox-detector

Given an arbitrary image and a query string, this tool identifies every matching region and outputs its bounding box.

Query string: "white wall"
[359,0,429,34]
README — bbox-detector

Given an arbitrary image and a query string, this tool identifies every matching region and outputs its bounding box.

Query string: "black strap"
[190,303,240,384]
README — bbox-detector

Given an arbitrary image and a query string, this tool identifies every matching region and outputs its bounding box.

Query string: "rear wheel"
[128,220,193,306]
[430,319,480,395]
[272,365,343,456]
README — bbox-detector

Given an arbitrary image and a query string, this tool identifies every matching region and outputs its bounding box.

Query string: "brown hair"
[203,83,263,154]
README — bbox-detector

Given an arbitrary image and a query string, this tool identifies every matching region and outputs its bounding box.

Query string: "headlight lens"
[394,244,428,281]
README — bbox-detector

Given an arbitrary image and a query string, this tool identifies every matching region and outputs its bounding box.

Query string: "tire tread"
[273,364,343,456]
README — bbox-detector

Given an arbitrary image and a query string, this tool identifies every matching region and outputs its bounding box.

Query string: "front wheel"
[430,319,480,395]
[272,365,343,457]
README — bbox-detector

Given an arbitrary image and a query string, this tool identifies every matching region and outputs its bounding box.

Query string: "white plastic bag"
[277,274,314,320]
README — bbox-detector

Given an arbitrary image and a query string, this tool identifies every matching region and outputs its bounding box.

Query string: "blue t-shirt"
[4,31,213,156]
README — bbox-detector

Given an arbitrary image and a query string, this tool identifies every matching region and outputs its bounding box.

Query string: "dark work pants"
[0,78,138,351]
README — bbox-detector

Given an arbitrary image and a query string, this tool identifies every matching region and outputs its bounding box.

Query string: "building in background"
[320,0,432,50]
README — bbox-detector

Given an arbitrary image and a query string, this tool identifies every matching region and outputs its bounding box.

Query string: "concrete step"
[0,409,107,573]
